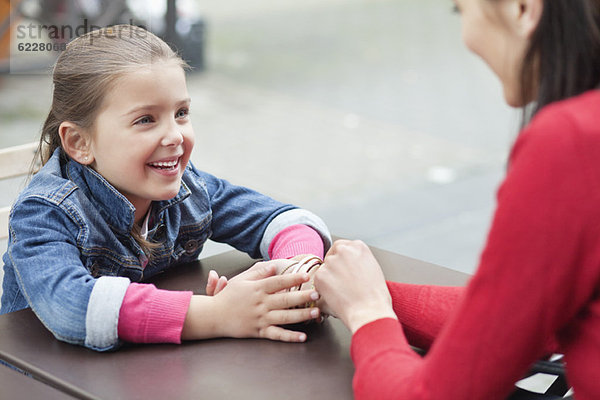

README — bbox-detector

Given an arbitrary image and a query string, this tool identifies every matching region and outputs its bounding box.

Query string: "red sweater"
[351,90,600,400]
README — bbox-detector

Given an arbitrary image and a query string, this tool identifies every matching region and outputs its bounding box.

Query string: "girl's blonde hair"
[38,24,188,166]
[38,24,188,256]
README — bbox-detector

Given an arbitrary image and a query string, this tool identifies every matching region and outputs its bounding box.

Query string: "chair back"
[0,142,38,239]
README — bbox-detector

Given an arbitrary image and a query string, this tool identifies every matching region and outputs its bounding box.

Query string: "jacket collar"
[62,150,191,234]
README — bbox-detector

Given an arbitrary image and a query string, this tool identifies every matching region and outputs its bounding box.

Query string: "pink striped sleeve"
[118,283,193,344]
[268,224,324,259]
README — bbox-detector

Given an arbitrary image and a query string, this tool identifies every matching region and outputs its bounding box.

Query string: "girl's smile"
[147,156,183,176]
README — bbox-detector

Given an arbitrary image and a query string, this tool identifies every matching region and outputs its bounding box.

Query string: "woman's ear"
[516,0,543,39]
[58,122,94,165]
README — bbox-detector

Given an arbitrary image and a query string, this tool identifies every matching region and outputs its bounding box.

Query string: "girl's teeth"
[149,160,178,168]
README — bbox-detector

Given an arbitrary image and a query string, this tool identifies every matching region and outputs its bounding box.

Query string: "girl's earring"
[83,156,89,163]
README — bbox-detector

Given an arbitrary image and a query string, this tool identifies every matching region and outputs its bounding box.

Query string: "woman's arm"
[315,110,600,399]
[386,282,464,350]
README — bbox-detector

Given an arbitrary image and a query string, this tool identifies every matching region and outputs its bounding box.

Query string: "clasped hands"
[203,240,397,342]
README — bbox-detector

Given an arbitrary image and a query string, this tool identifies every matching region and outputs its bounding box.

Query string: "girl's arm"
[267,224,324,260]
[188,165,331,260]
[118,223,325,343]
[117,166,330,343]
[182,260,320,342]
[4,198,129,351]
[315,110,600,399]
[117,284,192,343]
[204,224,324,296]
[119,260,321,344]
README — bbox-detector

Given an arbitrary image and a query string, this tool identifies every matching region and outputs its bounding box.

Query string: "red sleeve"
[387,282,463,350]
[350,106,600,399]
[268,224,324,259]
[118,283,193,343]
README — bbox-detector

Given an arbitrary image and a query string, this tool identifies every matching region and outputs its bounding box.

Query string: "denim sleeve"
[190,166,331,259]
[6,197,128,351]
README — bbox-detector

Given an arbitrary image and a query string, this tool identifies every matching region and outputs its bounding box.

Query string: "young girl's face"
[453,0,541,107]
[87,61,194,222]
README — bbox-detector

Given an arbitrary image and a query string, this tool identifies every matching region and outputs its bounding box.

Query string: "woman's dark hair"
[521,0,600,122]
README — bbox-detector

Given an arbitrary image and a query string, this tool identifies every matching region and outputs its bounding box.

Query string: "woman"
[314,0,600,398]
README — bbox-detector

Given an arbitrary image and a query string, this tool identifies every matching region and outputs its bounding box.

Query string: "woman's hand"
[185,260,321,342]
[314,240,397,334]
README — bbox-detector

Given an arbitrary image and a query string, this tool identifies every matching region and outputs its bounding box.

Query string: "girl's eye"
[176,108,189,119]
[134,115,154,125]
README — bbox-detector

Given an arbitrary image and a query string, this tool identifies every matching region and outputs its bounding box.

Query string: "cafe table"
[0,246,469,399]
[1,362,76,399]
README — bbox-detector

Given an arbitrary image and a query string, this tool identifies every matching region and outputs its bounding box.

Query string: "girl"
[315,0,600,399]
[0,24,331,351]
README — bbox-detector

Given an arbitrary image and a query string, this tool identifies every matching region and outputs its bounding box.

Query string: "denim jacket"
[1,149,331,351]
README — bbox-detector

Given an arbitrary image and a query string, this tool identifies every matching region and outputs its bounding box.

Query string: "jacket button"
[184,239,200,254]
[89,262,100,278]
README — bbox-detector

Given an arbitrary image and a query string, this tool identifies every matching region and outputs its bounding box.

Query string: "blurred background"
[0,0,519,279]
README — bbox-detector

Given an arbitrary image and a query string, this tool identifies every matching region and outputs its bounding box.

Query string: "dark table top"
[0,247,469,400]
[0,363,76,399]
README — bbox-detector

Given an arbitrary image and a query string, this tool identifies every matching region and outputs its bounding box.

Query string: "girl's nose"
[161,126,184,147]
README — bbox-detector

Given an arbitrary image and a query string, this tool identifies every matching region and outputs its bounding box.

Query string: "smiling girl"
[1,25,331,351]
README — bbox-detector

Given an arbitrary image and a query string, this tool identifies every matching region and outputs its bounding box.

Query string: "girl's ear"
[516,0,543,39]
[58,122,94,165]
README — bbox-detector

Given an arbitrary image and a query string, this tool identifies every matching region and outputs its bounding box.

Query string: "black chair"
[507,356,572,400]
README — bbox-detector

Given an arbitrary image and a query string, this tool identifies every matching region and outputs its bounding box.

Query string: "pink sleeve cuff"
[268,224,324,259]
[118,283,193,344]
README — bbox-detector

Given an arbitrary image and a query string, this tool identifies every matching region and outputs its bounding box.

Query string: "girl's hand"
[184,260,320,342]
[206,257,306,295]
[206,270,228,296]
[314,240,397,334]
